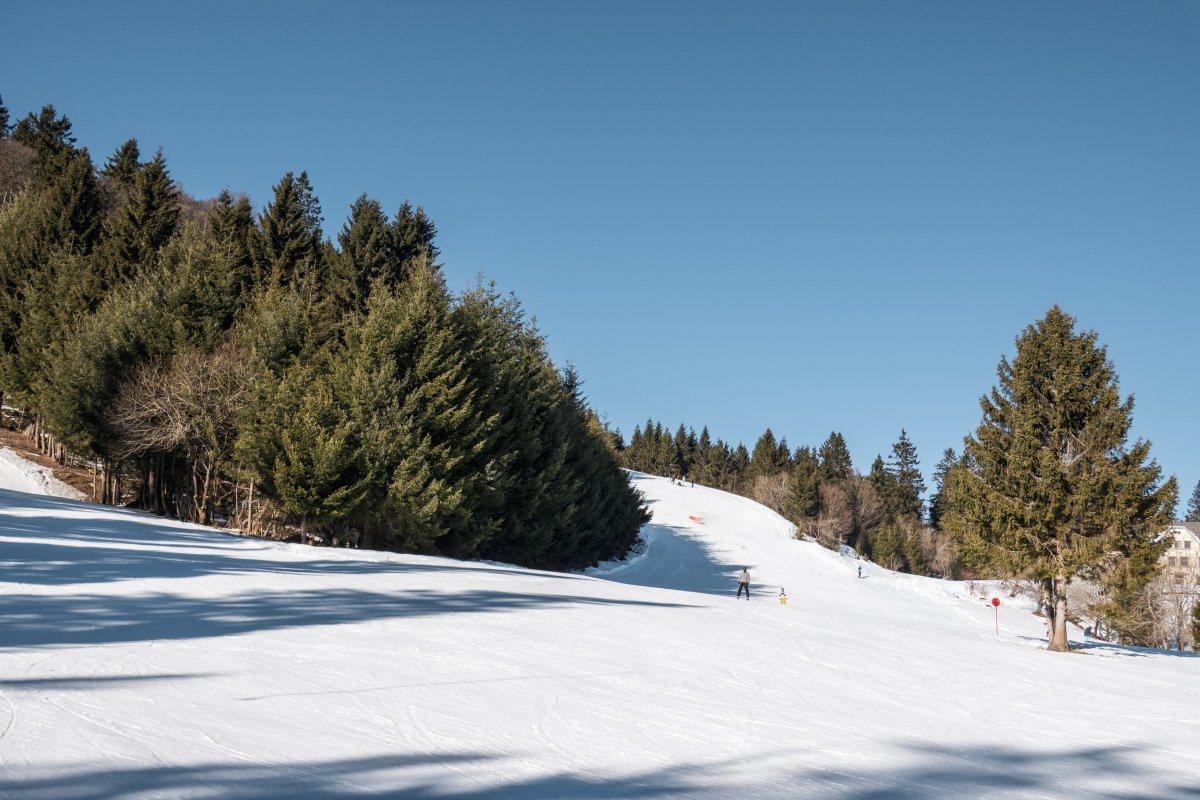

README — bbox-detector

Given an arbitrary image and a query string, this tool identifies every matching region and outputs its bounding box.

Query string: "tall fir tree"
[0,96,10,138]
[334,194,391,312]
[748,428,790,484]
[1186,479,1200,523]
[255,171,324,290]
[784,446,821,531]
[818,431,853,482]
[927,447,958,529]
[12,105,76,181]
[388,201,439,283]
[940,307,1177,652]
[100,138,141,189]
[98,148,179,284]
[885,429,925,519]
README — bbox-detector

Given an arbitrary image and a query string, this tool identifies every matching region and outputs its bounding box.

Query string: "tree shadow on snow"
[0,487,579,586]
[599,522,749,597]
[3,740,1199,799]
[0,673,211,691]
[0,586,693,648]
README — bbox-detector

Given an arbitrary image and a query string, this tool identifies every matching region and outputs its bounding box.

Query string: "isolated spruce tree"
[940,307,1176,652]
[818,432,853,482]
[1187,480,1200,523]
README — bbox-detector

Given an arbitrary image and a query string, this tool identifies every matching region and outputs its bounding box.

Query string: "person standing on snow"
[736,567,751,600]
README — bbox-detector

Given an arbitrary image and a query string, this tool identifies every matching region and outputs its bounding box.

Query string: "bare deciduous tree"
[108,342,254,524]
[751,472,790,515]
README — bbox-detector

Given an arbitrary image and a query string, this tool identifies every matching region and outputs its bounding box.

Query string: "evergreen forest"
[0,98,648,570]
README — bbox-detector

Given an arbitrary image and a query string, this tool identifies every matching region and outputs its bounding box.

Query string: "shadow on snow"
[0,586,692,648]
[3,741,1199,799]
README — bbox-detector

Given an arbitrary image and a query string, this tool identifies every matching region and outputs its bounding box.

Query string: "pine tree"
[209,189,255,304]
[1192,601,1200,649]
[748,428,789,484]
[818,432,852,482]
[12,105,76,181]
[255,171,324,290]
[0,96,10,138]
[334,194,391,312]
[940,307,1177,652]
[388,201,439,283]
[98,148,179,284]
[927,447,958,529]
[784,446,821,531]
[1187,480,1200,523]
[886,429,925,519]
[868,455,890,499]
[100,138,141,189]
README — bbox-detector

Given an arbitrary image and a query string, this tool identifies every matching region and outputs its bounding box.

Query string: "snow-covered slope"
[1,464,1198,799]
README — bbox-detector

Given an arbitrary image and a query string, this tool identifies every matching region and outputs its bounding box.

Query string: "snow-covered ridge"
[1,456,1198,798]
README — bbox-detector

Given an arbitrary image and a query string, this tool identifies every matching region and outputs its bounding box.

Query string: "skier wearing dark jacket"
[736,568,750,600]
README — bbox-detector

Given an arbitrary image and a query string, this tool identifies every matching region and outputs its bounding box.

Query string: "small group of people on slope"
[734,567,787,604]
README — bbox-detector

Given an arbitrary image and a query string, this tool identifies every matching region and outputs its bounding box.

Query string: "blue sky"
[4,1,1198,509]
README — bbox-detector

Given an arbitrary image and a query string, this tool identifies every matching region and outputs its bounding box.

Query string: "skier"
[736,567,751,600]
[857,564,863,579]
[779,588,787,605]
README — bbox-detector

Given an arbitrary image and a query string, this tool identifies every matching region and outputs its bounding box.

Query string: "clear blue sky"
[4,1,1198,510]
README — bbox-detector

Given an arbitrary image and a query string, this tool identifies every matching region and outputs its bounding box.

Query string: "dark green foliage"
[33,148,103,257]
[334,194,391,312]
[885,429,924,519]
[1192,601,1200,648]
[0,96,9,137]
[254,171,324,291]
[784,446,821,530]
[940,307,1177,650]
[12,105,76,181]
[818,431,852,482]
[101,139,141,189]
[388,201,439,282]
[1187,480,1200,523]
[2,101,649,572]
[98,149,179,284]
[209,190,255,306]
[748,428,789,483]
[927,447,958,529]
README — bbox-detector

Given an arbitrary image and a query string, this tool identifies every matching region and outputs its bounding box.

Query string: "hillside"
[1,455,1198,798]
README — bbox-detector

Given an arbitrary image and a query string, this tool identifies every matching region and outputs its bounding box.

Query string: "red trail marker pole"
[991,597,1000,638]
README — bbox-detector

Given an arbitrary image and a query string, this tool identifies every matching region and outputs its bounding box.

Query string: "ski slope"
[1,457,1198,798]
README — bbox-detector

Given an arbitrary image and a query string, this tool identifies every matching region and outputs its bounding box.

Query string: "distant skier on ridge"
[736,567,751,600]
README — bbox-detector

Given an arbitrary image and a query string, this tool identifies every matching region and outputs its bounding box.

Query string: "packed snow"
[1,456,1198,798]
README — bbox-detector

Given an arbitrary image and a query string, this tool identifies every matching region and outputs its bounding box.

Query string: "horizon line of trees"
[0,96,648,570]
[620,421,957,577]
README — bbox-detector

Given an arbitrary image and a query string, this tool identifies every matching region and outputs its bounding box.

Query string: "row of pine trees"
[0,98,648,570]
[621,422,955,576]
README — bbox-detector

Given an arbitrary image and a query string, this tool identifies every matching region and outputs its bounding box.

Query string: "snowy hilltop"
[1,458,1198,798]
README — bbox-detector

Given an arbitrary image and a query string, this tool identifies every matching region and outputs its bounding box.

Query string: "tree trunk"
[1048,575,1071,652]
